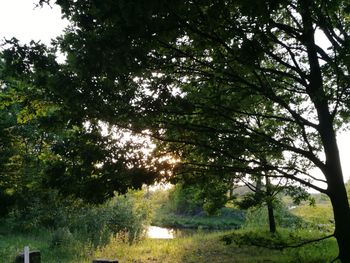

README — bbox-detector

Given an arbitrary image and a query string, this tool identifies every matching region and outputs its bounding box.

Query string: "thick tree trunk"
[318,119,350,262]
[328,190,350,262]
[317,115,350,262]
[316,104,350,262]
[326,161,350,262]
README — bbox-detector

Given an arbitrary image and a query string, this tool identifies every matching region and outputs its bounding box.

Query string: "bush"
[3,189,153,248]
[50,227,74,247]
[4,190,82,232]
[71,190,152,246]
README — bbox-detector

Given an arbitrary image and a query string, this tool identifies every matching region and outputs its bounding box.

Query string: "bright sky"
[0,0,68,45]
[0,1,349,189]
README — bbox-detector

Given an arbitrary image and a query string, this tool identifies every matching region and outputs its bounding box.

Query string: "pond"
[146,226,175,239]
[146,226,216,239]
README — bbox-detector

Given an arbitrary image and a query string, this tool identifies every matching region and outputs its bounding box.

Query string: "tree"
[0,40,158,208]
[0,105,18,216]
[6,0,350,260]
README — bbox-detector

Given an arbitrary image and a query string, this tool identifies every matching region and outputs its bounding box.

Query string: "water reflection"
[147,226,174,239]
[146,226,214,239]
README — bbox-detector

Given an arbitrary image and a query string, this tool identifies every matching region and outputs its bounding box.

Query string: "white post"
[24,246,30,263]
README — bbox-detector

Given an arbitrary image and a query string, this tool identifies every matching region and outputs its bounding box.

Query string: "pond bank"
[152,208,245,230]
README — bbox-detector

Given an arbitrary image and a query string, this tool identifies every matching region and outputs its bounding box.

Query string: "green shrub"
[3,189,153,248]
[4,190,82,232]
[50,227,74,247]
[112,190,153,243]
[70,190,153,246]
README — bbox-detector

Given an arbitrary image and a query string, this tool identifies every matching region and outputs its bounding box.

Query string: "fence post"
[24,246,29,263]
[14,247,41,263]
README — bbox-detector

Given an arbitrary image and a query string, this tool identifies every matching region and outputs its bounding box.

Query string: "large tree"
[0,40,157,207]
[4,0,350,260]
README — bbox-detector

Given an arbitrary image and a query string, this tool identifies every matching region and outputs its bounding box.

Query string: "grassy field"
[290,204,333,224]
[94,230,338,263]
[0,228,338,263]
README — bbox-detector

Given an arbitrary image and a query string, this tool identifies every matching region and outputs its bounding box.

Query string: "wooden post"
[24,246,29,263]
[14,249,41,263]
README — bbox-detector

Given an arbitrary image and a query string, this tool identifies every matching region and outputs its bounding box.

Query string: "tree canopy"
[0,39,157,207]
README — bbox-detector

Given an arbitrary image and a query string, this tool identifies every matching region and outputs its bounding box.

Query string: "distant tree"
[237,172,312,233]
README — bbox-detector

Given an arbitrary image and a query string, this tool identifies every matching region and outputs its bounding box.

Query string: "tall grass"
[0,228,91,263]
[0,228,338,263]
[0,190,153,262]
[92,229,338,263]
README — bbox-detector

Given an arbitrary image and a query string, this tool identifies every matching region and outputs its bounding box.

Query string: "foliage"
[150,183,230,216]
[243,202,304,231]
[4,190,79,231]
[0,40,158,209]
[3,190,152,248]
[166,184,203,215]
[153,212,244,231]
[50,227,74,248]
[290,204,334,232]
[149,188,244,229]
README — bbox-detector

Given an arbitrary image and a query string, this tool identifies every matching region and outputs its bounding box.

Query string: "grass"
[290,203,333,225]
[290,203,334,233]
[93,229,338,263]
[0,229,91,263]
[0,227,338,263]
[95,231,270,263]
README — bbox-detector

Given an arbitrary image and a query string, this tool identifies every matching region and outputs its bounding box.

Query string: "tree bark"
[328,183,350,262]
[265,176,276,233]
[299,0,350,260]
[318,100,350,262]
[324,145,350,262]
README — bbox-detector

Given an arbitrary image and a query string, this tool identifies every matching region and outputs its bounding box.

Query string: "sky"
[0,1,349,189]
[0,0,67,45]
